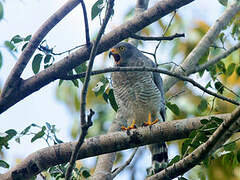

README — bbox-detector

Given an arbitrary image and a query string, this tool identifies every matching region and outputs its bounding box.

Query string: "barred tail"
[148,142,168,174]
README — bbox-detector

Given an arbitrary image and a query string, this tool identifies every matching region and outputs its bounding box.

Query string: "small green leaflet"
[0,51,2,69]
[197,99,208,112]
[0,160,9,169]
[223,141,236,151]
[166,101,180,116]
[0,2,3,21]
[236,65,240,76]
[218,0,228,6]
[31,126,46,142]
[11,35,24,44]
[32,54,43,74]
[91,0,104,20]
[108,89,118,112]
[214,81,224,94]
[226,63,236,76]
[4,41,16,51]
[44,54,52,64]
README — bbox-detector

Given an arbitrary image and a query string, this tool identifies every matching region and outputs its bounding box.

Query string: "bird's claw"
[121,120,137,130]
[143,113,159,126]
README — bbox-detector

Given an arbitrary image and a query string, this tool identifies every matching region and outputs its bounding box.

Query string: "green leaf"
[31,126,46,142]
[207,65,217,80]
[11,35,23,44]
[46,122,51,130]
[24,35,32,41]
[0,51,2,69]
[181,139,191,156]
[168,155,180,166]
[44,54,52,64]
[4,41,16,51]
[15,137,20,144]
[71,79,79,87]
[102,92,109,103]
[217,61,226,74]
[108,89,118,112]
[91,0,104,20]
[74,63,87,83]
[198,50,209,65]
[22,42,28,51]
[32,54,43,74]
[0,160,9,169]
[166,102,180,116]
[20,125,32,135]
[214,81,224,94]
[205,81,212,89]
[218,0,228,6]
[178,177,188,180]
[226,63,236,76]
[58,79,64,87]
[223,141,236,151]
[237,150,240,163]
[5,129,17,138]
[211,116,223,124]
[0,2,3,21]
[198,99,208,112]
[80,167,91,178]
[236,66,240,76]
[200,119,209,125]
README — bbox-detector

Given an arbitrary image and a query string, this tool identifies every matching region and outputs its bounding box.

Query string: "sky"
[0,0,224,179]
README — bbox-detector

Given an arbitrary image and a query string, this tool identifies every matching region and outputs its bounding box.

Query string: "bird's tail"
[147,142,168,175]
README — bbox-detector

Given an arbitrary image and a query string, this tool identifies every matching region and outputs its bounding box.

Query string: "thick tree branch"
[163,1,240,92]
[0,113,230,180]
[146,106,240,180]
[0,0,195,114]
[59,66,240,106]
[1,0,82,98]
[130,33,185,41]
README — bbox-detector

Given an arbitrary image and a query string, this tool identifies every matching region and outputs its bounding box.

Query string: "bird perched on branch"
[109,42,168,174]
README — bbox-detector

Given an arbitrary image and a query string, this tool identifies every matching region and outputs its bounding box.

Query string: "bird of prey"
[109,42,168,174]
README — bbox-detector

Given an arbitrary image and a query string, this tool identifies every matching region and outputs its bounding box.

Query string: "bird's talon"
[143,113,159,126]
[121,120,137,131]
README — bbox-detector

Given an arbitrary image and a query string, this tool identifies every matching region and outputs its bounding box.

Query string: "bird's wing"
[143,56,166,122]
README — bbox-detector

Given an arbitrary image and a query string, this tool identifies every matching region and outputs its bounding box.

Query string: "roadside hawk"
[109,42,168,174]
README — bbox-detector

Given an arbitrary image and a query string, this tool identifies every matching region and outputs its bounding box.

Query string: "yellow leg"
[121,120,137,130]
[143,113,159,126]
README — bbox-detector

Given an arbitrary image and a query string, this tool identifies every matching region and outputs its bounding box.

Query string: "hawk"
[109,42,168,174]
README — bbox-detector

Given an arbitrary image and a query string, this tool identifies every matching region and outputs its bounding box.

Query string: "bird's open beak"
[109,48,121,64]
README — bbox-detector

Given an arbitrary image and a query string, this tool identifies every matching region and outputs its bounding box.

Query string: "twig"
[154,11,176,64]
[112,148,138,178]
[59,66,240,106]
[1,0,82,98]
[65,0,114,179]
[65,109,95,180]
[80,0,90,45]
[130,33,184,41]
[188,42,240,75]
[167,90,185,101]
[216,78,240,98]
[146,105,240,180]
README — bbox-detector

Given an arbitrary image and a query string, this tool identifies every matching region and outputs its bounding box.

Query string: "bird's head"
[109,42,137,66]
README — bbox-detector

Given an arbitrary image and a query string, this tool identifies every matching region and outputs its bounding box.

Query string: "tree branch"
[65,0,115,179]
[146,106,240,180]
[163,1,240,92]
[0,0,195,114]
[59,66,240,106]
[0,113,230,180]
[188,41,240,74]
[111,148,138,179]
[130,33,185,41]
[1,0,82,98]
[80,0,90,46]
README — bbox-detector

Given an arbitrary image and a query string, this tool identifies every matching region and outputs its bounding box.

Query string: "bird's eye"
[119,46,125,51]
